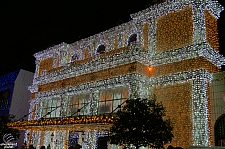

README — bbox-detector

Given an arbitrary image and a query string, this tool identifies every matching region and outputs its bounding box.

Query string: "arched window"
[215,114,225,146]
[96,45,106,54]
[128,34,137,45]
[71,53,79,62]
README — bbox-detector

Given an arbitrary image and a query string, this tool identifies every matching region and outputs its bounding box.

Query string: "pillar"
[191,73,211,146]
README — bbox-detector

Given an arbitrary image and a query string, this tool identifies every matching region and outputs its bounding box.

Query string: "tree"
[109,96,174,149]
[0,114,20,143]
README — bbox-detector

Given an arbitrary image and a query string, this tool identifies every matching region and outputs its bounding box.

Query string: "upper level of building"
[29,0,225,93]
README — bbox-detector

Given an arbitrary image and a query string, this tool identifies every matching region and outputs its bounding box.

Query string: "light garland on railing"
[7,115,117,129]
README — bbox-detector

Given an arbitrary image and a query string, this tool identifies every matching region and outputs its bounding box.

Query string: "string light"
[156,5,194,53]
[8,115,116,130]
[8,0,225,149]
[205,9,219,51]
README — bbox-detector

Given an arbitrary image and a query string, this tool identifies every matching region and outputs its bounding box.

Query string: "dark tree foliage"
[109,96,174,149]
[0,114,20,143]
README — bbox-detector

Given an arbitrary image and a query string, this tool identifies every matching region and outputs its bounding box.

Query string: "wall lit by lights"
[15,0,225,149]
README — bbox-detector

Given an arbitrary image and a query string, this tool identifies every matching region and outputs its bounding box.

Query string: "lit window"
[98,87,128,114]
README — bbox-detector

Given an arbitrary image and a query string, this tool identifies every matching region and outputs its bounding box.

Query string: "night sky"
[0,1,224,76]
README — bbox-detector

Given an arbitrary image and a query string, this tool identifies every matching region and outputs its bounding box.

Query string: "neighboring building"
[7,0,225,149]
[209,71,225,146]
[0,69,34,148]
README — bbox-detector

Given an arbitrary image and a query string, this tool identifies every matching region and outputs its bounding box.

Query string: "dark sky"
[0,1,224,76]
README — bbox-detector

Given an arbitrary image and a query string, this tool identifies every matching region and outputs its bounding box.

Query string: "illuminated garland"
[191,75,209,146]
[7,115,116,129]
[130,0,223,21]
[149,69,212,86]
[152,43,225,67]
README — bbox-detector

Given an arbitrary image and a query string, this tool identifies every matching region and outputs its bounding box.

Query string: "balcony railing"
[7,114,117,131]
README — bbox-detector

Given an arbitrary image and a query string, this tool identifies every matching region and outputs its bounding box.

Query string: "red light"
[148,66,153,72]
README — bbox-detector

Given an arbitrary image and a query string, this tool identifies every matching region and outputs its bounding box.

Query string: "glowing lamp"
[147,66,153,73]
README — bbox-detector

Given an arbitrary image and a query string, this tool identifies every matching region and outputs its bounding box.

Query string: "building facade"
[8,0,225,149]
[209,71,225,146]
[0,69,34,148]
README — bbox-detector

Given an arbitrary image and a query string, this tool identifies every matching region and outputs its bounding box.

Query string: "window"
[98,87,128,114]
[0,90,10,116]
[67,94,90,116]
[99,90,112,114]
[215,114,225,146]
[0,90,10,109]
[96,45,106,54]
[67,96,79,116]
[40,97,61,118]
[128,34,137,45]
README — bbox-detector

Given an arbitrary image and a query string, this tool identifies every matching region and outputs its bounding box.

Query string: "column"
[77,132,83,146]
[148,17,156,55]
[90,90,99,115]
[64,131,69,149]
[129,75,149,99]
[191,75,210,146]
[39,131,45,148]
[60,94,68,117]
[28,101,36,120]
[87,130,97,149]
[192,2,207,45]
[27,130,33,147]
[108,38,114,51]
[33,59,40,82]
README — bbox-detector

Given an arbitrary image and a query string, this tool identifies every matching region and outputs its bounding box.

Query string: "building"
[7,0,225,149]
[0,69,34,148]
[210,71,225,146]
